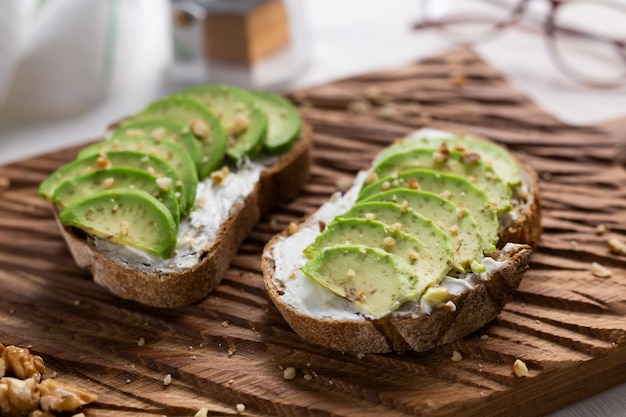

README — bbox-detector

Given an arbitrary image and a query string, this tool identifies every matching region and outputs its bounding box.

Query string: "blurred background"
[1,0,625,165]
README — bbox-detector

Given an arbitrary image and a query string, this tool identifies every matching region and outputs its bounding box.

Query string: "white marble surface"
[1,1,626,415]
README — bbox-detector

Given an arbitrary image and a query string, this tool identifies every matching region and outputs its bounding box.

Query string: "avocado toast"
[39,85,312,308]
[262,128,540,353]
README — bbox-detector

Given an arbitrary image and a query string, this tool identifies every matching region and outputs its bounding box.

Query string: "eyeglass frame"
[414,0,626,89]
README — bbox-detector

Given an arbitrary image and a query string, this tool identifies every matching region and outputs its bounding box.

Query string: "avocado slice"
[301,244,422,318]
[39,151,184,214]
[111,119,203,174]
[129,95,227,178]
[58,189,178,258]
[362,189,486,268]
[252,90,301,155]
[52,167,180,226]
[359,168,499,251]
[373,148,512,212]
[77,135,197,217]
[304,218,450,284]
[376,135,523,187]
[178,85,268,162]
[336,201,455,272]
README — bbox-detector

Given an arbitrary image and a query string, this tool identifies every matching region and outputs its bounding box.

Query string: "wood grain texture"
[2,48,626,417]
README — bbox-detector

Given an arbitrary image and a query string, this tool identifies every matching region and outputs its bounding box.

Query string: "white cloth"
[0,0,171,119]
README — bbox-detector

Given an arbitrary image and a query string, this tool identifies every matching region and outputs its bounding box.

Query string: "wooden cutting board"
[2,48,626,417]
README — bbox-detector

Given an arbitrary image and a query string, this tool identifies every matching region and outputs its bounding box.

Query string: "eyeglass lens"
[549,2,626,86]
[421,0,626,87]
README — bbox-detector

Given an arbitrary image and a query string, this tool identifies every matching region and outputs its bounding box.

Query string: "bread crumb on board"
[513,359,529,377]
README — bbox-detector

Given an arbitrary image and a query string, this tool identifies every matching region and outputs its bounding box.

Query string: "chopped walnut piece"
[162,374,172,386]
[608,237,626,256]
[336,177,352,192]
[407,178,419,190]
[101,177,115,189]
[432,143,450,163]
[156,177,172,191]
[230,114,250,136]
[190,119,210,138]
[38,379,97,413]
[211,166,231,185]
[364,172,379,185]
[287,222,299,236]
[119,221,130,237]
[1,377,40,416]
[283,367,296,380]
[150,127,166,141]
[95,156,112,170]
[512,359,528,377]
[591,262,612,278]
[2,345,46,382]
[461,151,481,163]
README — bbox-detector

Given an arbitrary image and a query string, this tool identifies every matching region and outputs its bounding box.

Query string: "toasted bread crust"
[57,124,312,308]
[262,148,539,353]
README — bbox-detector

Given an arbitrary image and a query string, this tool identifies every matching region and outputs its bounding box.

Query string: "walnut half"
[1,345,46,382]
[38,379,98,414]
[0,377,40,416]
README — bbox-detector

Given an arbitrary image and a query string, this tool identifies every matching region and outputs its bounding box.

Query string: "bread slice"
[262,129,539,353]
[57,124,312,308]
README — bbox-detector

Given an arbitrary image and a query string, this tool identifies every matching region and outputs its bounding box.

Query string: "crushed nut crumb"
[163,374,172,386]
[136,337,145,347]
[221,321,229,328]
[230,114,250,136]
[512,359,528,377]
[335,177,352,192]
[119,221,129,237]
[596,224,609,235]
[318,220,327,233]
[287,222,299,236]
[190,119,210,138]
[364,172,379,185]
[479,334,490,341]
[451,351,462,362]
[591,262,612,278]
[154,176,172,192]
[195,407,209,417]
[383,237,396,247]
[236,403,246,414]
[283,367,296,380]
[96,156,112,170]
[608,237,626,256]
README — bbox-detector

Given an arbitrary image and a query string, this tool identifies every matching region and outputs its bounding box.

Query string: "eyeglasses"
[414,0,626,89]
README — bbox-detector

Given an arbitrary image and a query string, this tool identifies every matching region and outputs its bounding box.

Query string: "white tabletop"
[1,1,625,415]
